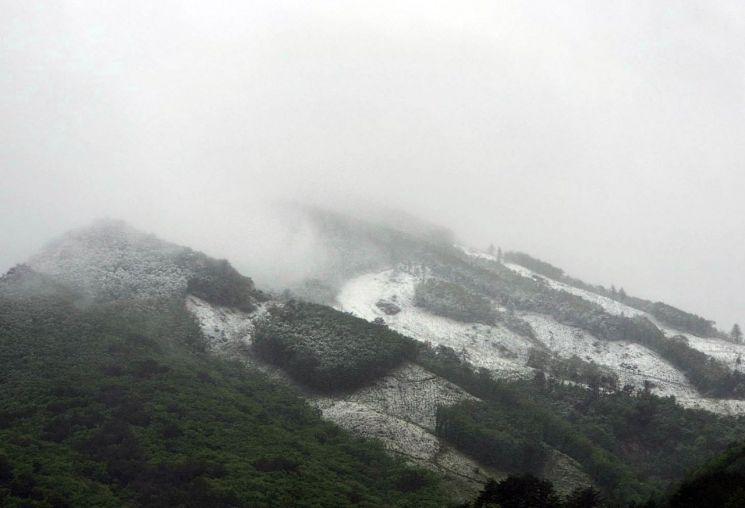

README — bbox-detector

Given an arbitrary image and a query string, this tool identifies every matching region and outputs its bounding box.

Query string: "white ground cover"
[336,269,534,379]
[186,295,267,355]
[503,262,648,319]
[336,266,745,415]
[29,221,192,300]
[498,257,745,376]
[185,295,528,498]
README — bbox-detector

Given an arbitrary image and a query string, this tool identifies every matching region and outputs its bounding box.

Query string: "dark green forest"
[0,276,446,507]
[253,300,418,392]
[460,441,745,508]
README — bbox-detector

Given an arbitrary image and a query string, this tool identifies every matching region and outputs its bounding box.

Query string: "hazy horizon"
[2,1,744,330]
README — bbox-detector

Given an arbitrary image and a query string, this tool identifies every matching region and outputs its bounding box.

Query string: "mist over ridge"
[2,0,744,329]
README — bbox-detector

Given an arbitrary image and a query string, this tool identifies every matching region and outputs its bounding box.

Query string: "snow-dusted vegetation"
[337,269,535,379]
[309,362,513,498]
[336,267,745,415]
[185,295,266,355]
[504,263,648,319]
[521,313,745,414]
[29,219,265,312]
[185,295,512,499]
[523,313,691,392]
[503,260,745,377]
[29,219,193,300]
[677,333,745,373]
[253,300,419,391]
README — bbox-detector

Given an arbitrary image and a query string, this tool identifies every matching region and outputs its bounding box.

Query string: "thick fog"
[1,1,744,329]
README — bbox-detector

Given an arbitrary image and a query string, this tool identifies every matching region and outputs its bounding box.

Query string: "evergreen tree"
[487,244,496,256]
[732,324,743,344]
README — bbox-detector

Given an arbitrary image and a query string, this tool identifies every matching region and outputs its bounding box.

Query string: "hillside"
[4,215,745,506]
[0,233,447,507]
[666,441,745,507]
[279,207,745,501]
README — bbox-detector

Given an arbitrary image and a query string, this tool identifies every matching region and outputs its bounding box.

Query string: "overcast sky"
[1,1,744,329]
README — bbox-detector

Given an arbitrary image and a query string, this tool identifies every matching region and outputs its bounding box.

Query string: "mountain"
[272,206,745,500]
[3,212,745,506]
[26,219,265,311]
[0,223,447,507]
[277,205,745,396]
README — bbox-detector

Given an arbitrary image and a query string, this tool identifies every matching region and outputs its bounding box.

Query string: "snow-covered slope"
[336,266,745,415]
[504,262,648,319]
[311,362,590,498]
[186,295,268,356]
[185,295,561,499]
[311,363,509,499]
[500,260,745,375]
[522,313,745,413]
[337,269,534,379]
[678,334,745,373]
[29,220,192,300]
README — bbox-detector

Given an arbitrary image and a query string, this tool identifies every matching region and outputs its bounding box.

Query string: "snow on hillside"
[313,398,502,500]
[336,269,534,379]
[504,262,648,319]
[457,247,649,319]
[29,220,191,300]
[314,362,477,430]
[656,328,745,374]
[310,362,508,498]
[185,296,532,498]
[186,295,268,355]
[311,362,591,498]
[499,257,745,373]
[337,267,745,415]
[456,244,499,262]
[522,313,693,397]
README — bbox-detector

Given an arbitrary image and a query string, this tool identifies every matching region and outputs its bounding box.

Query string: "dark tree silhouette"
[731,323,743,344]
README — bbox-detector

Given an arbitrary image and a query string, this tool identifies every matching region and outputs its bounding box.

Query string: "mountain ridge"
[4,214,745,505]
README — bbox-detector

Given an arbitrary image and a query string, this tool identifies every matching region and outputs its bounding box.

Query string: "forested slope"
[0,268,447,507]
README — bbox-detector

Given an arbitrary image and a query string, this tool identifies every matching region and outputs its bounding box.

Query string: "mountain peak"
[25,219,186,301]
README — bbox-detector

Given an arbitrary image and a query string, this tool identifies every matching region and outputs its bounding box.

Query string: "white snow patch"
[456,244,499,262]
[523,313,694,398]
[504,262,745,375]
[657,328,745,374]
[336,268,745,415]
[336,269,534,379]
[522,313,745,415]
[313,362,476,431]
[310,362,515,499]
[186,295,267,355]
